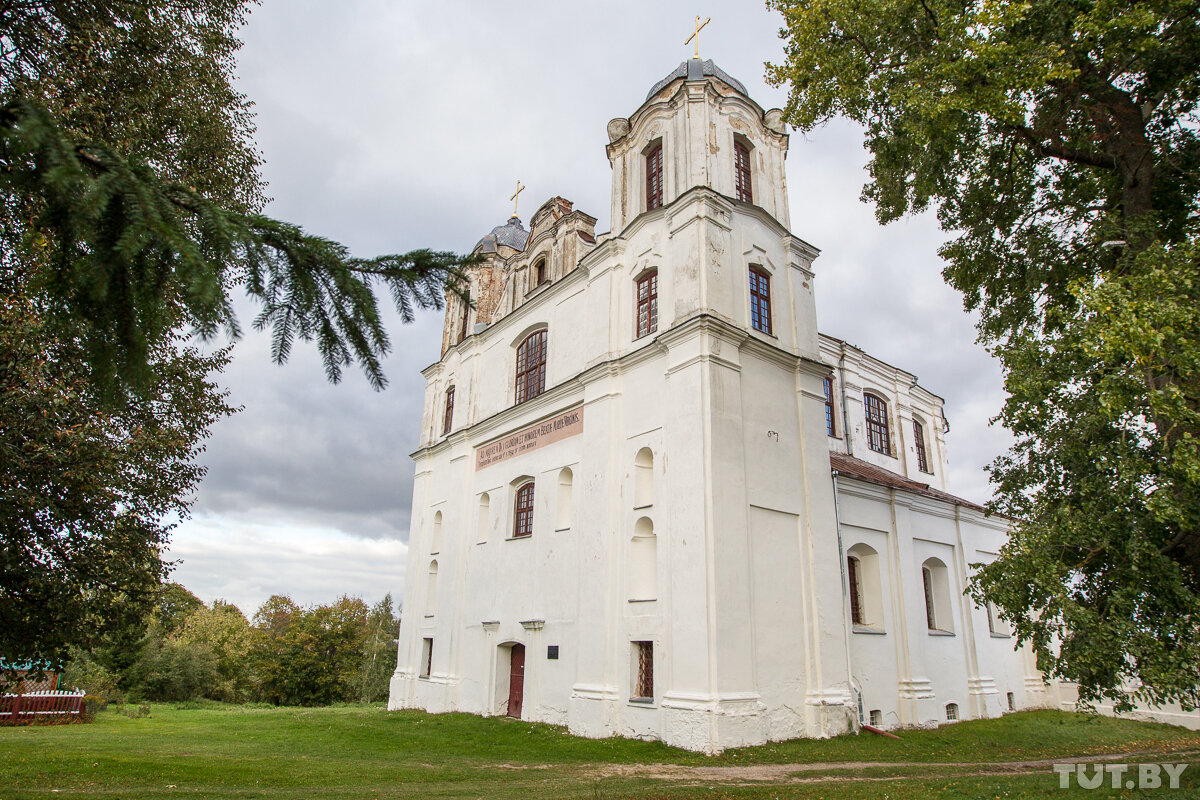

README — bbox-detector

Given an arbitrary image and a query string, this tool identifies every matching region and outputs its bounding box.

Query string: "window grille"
[749,267,772,334]
[823,377,836,436]
[913,418,930,472]
[945,703,959,721]
[636,271,658,338]
[458,295,471,344]
[633,641,654,700]
[864,393,891,455]
[734,141,752,202]
[646,144,663,210]
[847,556,865,625]
[513,482,535,538]
[869,709,883,727]
[515,330,547,403]
[443,386,455,435]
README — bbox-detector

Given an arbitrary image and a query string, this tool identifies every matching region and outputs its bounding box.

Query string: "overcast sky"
[165,0,1012,616]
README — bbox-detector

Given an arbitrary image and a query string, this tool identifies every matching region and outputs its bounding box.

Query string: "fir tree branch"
[1,99,477,399]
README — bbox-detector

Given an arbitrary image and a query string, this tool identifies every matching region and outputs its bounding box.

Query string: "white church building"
[388,56,1048,753]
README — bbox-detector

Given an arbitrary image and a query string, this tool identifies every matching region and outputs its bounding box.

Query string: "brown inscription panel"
[475,406,584,470]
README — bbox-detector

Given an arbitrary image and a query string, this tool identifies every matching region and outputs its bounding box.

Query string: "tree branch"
[1000,121,1117,171]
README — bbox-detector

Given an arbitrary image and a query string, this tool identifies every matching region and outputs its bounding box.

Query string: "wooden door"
[507,644,525,718]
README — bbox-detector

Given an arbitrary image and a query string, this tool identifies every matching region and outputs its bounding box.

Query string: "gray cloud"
[169,0,1011,611]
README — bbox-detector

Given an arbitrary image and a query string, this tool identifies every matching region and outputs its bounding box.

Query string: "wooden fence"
[0,690,87,725]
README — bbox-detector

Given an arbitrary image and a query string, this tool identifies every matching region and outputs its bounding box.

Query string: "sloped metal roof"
[473,216,529,254]
[646,58,749,101]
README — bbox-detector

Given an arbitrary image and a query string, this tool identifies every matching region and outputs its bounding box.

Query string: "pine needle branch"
[1,99,478,400]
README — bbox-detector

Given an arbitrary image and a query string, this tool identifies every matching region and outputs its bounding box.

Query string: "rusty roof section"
[829,451,989,513]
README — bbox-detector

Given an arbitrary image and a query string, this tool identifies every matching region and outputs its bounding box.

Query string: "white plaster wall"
[389,67,1033,753]
[819,336,950,489]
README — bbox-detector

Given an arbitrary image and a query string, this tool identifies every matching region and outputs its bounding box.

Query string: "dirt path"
[579,747,1200,787]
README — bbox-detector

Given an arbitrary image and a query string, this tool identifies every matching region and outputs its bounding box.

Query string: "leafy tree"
[1,0,472,676]
[356,594,399,703]
[153,583,207,639]
[133,639,220,702]
[0,297,233,673]
[173,600,255,702]
[768,0,1199,707]
[253,596,369,706]
[252,594,302,637]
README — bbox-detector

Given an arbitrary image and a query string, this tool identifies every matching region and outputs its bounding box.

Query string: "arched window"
[645,141,663,210]
[847,555,864,625]
[443,386,455,435]
[535,258,548,287]
[431,510,442,554]
[556,468,573,530]
[425,560,438,616]
[513,481,535,538]
[633,447,654,508]
[458,294,471,344]
[922,557,953,633]
[515,329,547,403]
[748,267,772,334]
[823,376,836,436]
[864,392,891,455]
[630,517,657,601]
[734,140,752,202]
[847,543,883,630]
[635,270,658,338]
[913,417,930,473]
[945,702,959,721]
[476,493,490,544]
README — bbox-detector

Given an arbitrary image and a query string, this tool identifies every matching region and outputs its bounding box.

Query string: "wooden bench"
[0,690,86,725]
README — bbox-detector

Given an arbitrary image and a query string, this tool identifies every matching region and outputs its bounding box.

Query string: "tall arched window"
[913,417,930,473]
[556,468,573,530]
[646,141,663,210]
[425,560,438,616]
[458,294,471,344]
[823,376,836,436]
[847,555,864,625]
[431,510,442,554]
[630,517,657,601]
[513,481,535,538]
[515,329,547,403]
[734,140,752,202]
[443,386,455,435]
[634,447,654,508]
[922,557,953,633]
[864,392,891,455]
[635,270,658,338]
[847,543,883,630]
[748,267,772,334]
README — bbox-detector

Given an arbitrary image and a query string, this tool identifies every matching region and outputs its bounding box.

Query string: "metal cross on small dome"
[685,15,711,59]
[509,180,525,219]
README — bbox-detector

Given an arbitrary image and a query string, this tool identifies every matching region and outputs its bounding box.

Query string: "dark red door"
[507,644,525,718]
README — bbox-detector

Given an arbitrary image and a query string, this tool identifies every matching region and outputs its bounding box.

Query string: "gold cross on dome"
[685,16,710,59]
[509,180,525,218]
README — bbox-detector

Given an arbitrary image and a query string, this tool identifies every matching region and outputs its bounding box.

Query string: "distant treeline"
[63,585,400,706]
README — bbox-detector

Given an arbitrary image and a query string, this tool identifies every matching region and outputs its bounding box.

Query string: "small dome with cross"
[473,216,529,255]
[645,58,748,102]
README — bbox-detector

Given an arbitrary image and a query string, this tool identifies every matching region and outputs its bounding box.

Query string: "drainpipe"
[839,345,853,457]
[831,469,858,729]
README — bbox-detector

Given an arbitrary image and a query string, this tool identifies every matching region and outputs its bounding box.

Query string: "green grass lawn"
[1,705,1197,799]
